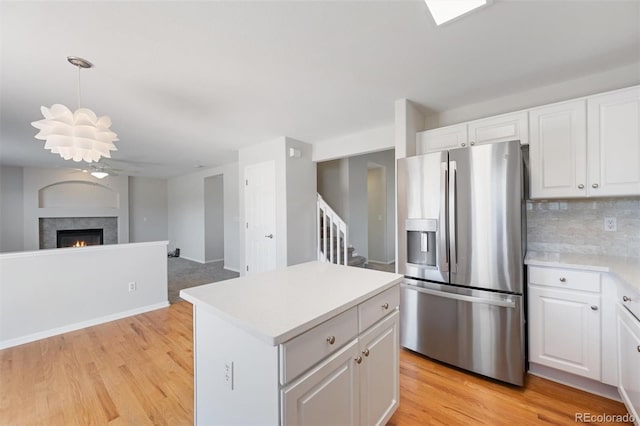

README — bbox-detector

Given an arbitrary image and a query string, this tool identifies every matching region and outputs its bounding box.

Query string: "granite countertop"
[525,251,640,292]
[180,261,403,346]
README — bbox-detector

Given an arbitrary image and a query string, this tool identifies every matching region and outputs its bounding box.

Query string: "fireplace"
[57,229,104,248]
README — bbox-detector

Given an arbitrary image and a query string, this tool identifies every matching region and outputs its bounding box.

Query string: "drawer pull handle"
[381,303,390,310]
[623,296,631,302]
[326,336,336,345]
[354,356,363,364]
[591,305,598,311]
[559,277,566,282]
[362,349,370,357]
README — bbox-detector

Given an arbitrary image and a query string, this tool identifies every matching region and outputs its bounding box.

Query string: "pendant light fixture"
[31,56,118,163]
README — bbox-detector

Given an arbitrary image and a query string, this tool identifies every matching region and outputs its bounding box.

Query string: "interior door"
[244,160,276,275]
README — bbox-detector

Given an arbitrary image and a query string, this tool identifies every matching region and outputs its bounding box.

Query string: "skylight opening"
[425,0,488,26]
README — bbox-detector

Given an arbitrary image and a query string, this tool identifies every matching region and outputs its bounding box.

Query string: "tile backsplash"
[526,198,640,258]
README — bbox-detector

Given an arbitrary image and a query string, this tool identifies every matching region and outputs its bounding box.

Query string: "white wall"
[204,174,224,262]
[424,62,640,129]
[285,138,317,267]
[22,167,130,251]
[129,176,168,243]
[367,166,386,263]
[168,163,239,271]
[0,166,24,253]
[312,124,395,162]
[0,241,169,349]
[316,159,349,219]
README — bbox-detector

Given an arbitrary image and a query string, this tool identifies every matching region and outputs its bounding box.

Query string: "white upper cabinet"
[417,123,467,154]
[417,111,527,154]
[529,100,587,199]
[468,111,528,146]
[587,87,640,197]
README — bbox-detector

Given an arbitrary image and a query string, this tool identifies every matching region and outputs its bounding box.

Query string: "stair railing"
[317,194,348,265]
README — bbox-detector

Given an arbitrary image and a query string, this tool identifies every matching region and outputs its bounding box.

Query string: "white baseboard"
[367,259,395,265]
[205,258,224,264]
[224,265,240,273]
[528,363,621,402]
[179,255,204,264]
[0,301,170,350]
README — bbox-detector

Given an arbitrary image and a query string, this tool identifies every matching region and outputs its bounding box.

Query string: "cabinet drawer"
[529,266,600,292]
[280,307,357,385]
[358,286,400,333]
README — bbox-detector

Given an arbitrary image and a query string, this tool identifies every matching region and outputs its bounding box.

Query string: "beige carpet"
[168,257,239,303]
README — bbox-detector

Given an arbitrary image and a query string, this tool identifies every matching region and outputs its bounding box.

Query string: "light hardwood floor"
[0,302,630,425]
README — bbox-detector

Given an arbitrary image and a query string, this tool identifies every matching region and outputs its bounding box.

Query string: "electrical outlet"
[128,281,137,292]
[604,217,617,232]
[224,361,234,390]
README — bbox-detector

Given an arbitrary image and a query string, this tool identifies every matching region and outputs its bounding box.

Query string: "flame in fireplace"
[72,240,87,247]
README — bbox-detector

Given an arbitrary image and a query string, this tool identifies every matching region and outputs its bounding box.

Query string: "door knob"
[470,141,475,146]
[461,142,466,147]
[592,183,599,189]
[559,277,566,282]
[381,303,389,310]
[354,356,363,364]
[264,234,274,239]
[591,305,598,311]
[362,349,370,357]
[623,296,631,302]
[326,336,336,345]
[578,184,584,189]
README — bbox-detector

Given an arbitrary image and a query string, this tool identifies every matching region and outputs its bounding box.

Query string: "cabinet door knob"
[461,143,466,147]
[637,345,640,353]
[592,183,599,189]
[381,302,389,310]
[578,184,584,189]
[470,141,475,146]
[354,356,363,364]
[362,349,370,357]
[623,296,631,302]
[326,336,336,345]
[559,277,566,282]
[591,305,598,311]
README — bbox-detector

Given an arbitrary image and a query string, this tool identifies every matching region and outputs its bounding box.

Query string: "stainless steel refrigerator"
[397,139,525,386]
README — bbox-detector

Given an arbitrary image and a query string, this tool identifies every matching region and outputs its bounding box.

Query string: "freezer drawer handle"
[406,285,516,308]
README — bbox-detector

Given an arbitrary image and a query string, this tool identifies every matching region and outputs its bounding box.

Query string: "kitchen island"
[180,261,403,425]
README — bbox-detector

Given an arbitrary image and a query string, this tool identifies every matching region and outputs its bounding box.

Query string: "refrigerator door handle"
[404,284,516,309]
[449,160,457,273]
[439,161,448,272]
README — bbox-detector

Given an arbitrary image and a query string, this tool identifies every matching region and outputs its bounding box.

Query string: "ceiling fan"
[71,160,127,179]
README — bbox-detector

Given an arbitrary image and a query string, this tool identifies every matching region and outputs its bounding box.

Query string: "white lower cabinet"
[282,311,400,426]
[282,339,361,426]
[528,266,602,381]
[617,306,640,423]
[358,311,400,425]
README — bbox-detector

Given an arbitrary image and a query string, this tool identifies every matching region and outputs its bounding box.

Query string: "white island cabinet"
[180,261,403,426]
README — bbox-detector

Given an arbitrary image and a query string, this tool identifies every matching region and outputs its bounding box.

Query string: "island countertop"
[180,261,403,345]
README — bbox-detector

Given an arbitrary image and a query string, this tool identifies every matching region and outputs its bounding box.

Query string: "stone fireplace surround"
[39,217,118,249]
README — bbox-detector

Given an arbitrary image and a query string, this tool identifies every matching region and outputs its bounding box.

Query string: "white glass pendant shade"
[31,104,118,163]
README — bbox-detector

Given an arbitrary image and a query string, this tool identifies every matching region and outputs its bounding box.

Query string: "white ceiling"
[1,0,639,178]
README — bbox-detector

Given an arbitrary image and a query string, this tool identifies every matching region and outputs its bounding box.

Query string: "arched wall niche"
[38,181,119,209]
